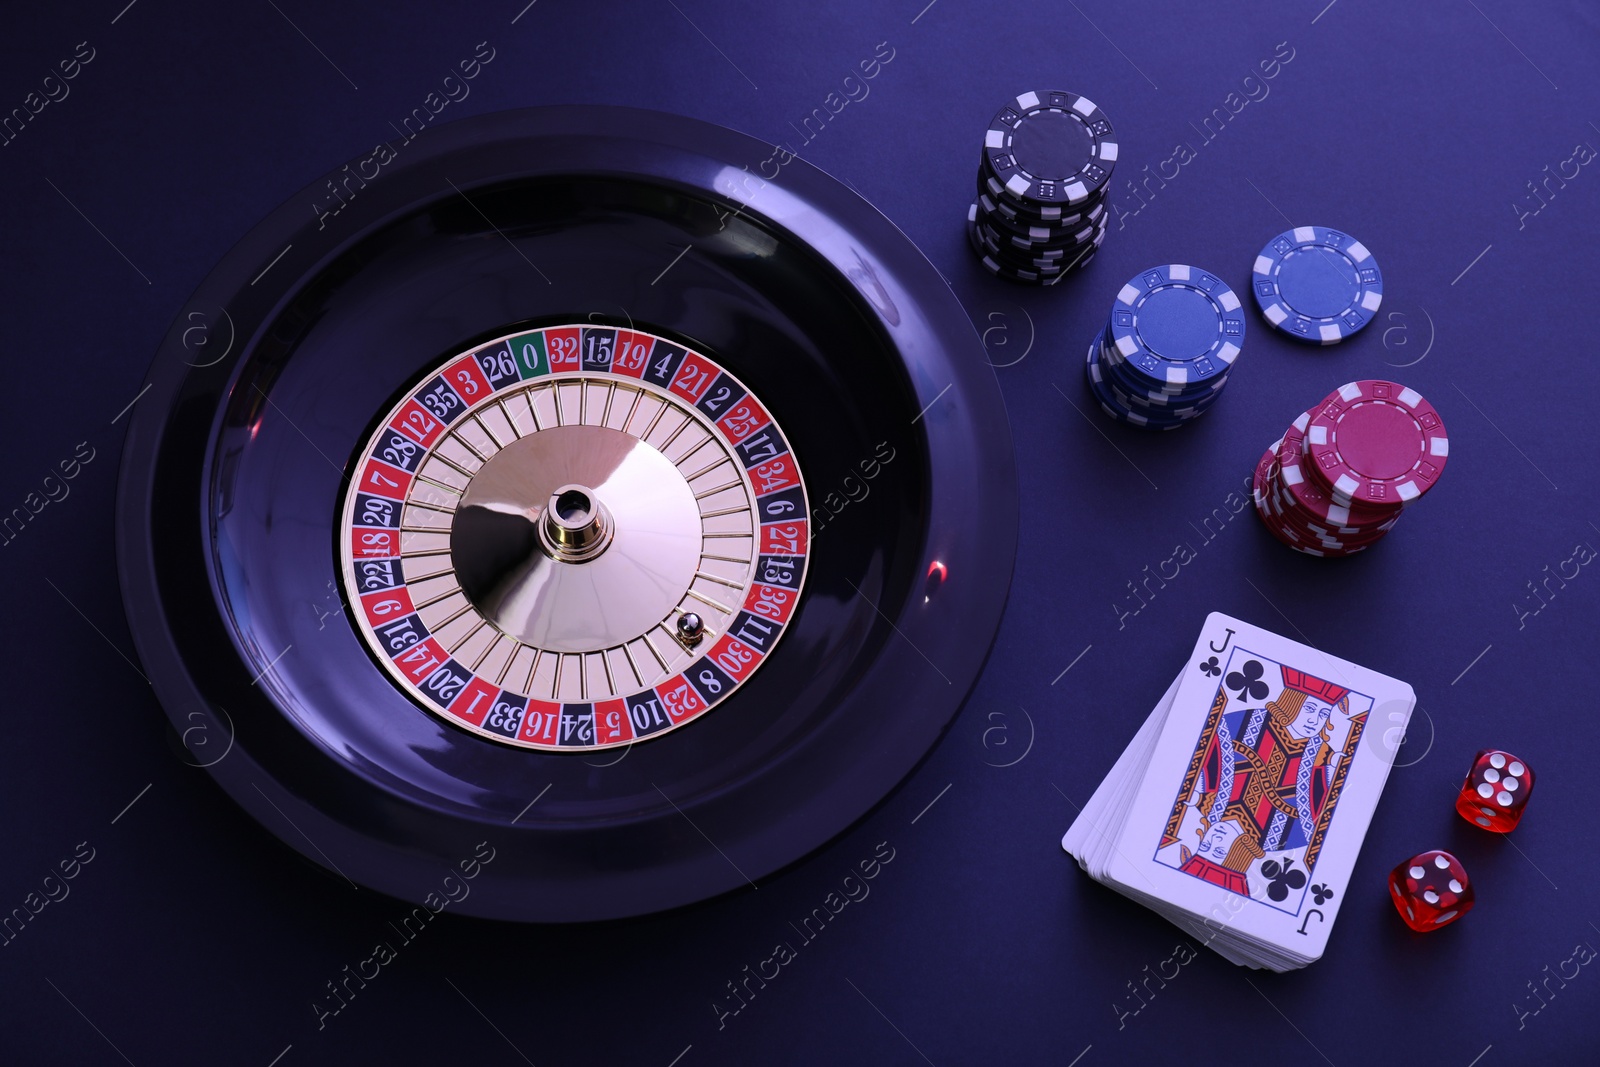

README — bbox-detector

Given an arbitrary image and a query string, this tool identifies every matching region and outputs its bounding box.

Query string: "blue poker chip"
[1101,358,1225,416]
[1102,346,1231,409]
[1099,333,1229,404]
[1104,374,1219,421]
[1084,340,1200,431]
[1107,265,1246,390]
[1091,320,1231,426]
[1103,364,1226,415]
[1251,226,1384,344]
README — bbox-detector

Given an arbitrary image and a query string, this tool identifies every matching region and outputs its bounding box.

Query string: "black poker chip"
[978,212,1105,255]
[965,90,1118,286]
[967,207,1103,285]
[983,90,1118,204]
[979,190,1105,241]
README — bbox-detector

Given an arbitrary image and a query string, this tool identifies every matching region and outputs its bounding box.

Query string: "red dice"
[1389,851,1474,931]
[1455,749,1534,832]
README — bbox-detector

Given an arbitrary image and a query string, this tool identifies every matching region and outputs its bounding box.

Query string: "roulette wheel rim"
[115,105,1017,922]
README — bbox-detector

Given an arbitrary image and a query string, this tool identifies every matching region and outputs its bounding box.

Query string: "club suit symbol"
[1225,659,1270,702]
[1260,856,1307,902]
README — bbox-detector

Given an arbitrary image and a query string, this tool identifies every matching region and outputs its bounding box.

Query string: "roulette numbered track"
[115,106,1017,921]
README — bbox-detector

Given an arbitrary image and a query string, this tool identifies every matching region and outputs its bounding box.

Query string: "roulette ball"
[115,106,1016,921]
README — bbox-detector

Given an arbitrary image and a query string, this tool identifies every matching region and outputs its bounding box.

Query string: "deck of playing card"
[1062,612,1416,971]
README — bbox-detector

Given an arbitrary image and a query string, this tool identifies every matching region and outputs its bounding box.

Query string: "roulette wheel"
[115,106,1016,922]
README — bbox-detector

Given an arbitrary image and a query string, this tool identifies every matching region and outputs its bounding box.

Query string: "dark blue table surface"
[4,1,1598,1063]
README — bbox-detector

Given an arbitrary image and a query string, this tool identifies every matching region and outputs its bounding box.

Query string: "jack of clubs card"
[1154,645,1371,916]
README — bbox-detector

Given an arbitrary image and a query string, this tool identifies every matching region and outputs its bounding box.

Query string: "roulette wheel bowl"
[116,105,1017,922]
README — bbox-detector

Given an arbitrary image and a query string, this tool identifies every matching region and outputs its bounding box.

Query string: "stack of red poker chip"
[1252,380,1449,557]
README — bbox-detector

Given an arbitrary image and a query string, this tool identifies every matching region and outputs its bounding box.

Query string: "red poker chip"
[1253,437,1384,557]
[1260,476,1374,541]
[1268,428,1396,540]
[1304,380,1449,507]
[1265,463,1399,539]
[1251,444,1341,556]
[1253,438,1285,506]
[1253,486,1306,551]
[1258,505,1367,557]
[1272,478,1397,539]
[1262,487,1391,550]
[1267,463,1394,534]
[1269,476,1395,533]
[1277,412,1404,530]
[1264,511,1374,556]
[1268,485,1397,543]
[1253,442,1296,533]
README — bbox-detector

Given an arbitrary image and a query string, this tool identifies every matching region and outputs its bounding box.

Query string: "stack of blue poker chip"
[1083,264,1246,430]
[1250,226,1383,344]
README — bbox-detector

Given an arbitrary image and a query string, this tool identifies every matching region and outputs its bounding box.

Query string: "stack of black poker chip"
[965,90,1118,286]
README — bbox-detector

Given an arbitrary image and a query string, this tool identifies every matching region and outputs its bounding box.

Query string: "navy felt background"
[2,0,1597,1062]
